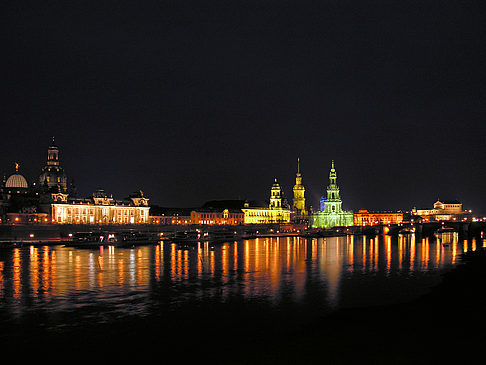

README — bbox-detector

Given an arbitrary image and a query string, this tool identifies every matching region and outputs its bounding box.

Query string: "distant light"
[29,234,34,238]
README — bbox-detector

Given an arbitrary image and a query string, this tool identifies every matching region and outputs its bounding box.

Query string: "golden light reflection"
[30,246,39,297]
[410,234,416,272]
[13,248,21,298]
[373,236,378,272]
[0,234,478,317]
[385,235,391,275]
[155,244,161,280]
[0,261,4,296]
[348,235,354,272]
[319,237,345,307]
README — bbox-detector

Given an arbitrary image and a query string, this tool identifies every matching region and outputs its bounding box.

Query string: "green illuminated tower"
[309,160,353,229]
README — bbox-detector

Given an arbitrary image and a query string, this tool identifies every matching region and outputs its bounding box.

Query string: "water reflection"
[0,234,484,323]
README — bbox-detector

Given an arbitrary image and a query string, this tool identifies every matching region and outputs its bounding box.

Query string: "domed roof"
[5,173,28,188]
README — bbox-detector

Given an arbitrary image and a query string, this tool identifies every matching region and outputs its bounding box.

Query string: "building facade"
[309,161,353,229]
[190,209,244,225]
[412,200,470,221]
[51,190,150,224]
[353,210,403,226]
[242,179,291,224]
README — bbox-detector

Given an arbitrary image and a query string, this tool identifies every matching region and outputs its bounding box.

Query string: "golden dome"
[5,173,28,188]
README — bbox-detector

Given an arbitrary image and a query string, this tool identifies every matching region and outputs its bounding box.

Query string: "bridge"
[342,220,486,240]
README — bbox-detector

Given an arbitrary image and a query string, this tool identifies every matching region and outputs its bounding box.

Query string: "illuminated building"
[191,209,244,225]
[0,163,46,223]
[292,158,307,216]
[353,210,403,226]
[242,179,291,224]
[149,206,192,225]
[309,161,353,229]
[51,190,150,224]
[412,200,471,221]
[0,138,151,225]
[39,137,68,192]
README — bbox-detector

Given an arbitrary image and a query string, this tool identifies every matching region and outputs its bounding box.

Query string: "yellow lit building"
[242,179,291,224]
[51,190,150,224]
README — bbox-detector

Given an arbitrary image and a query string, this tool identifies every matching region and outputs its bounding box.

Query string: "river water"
[0,233,483,358]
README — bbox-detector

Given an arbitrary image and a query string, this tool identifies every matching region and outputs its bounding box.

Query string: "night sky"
[1,1,485,214]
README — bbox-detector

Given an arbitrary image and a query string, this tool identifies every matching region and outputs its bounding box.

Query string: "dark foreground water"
[0,233,484,363]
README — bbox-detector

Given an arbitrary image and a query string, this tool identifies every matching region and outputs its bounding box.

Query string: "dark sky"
[1,1,485,214]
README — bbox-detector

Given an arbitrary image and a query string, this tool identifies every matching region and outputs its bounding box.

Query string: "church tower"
[292,158,306,215]
[269,179,282,208]
[308,160,353,229]
[39,137,68,192]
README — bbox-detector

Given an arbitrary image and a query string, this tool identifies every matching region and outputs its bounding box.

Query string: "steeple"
[325,160,342,210]
[293,158,306,215]
[329,160,337,185]
[39,138,67,192]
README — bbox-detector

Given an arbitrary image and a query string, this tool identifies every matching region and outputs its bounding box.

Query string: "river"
[0,233,482,361]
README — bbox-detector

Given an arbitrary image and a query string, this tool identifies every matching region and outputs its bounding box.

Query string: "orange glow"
[13,249,21,298]
[348,235,354,271]
[0,261,4,293]
[385,235,391,274]
[2,236,482,315]
[410,235,416,271]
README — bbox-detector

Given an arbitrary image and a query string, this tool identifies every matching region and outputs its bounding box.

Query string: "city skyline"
[0,140,479,216]
[1,2,485,214]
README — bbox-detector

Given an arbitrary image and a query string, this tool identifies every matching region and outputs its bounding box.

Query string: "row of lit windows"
[196,213,241,219]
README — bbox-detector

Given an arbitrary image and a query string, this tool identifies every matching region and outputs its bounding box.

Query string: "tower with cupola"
[269,178,282,208]
[309,160,353,229]
[39,137,68,192]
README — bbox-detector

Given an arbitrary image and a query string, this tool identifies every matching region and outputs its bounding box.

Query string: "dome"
[5,174,28,188]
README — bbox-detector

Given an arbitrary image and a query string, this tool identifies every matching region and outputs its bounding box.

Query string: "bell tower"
[47,137,60,166]
[39,137,68,192]
[292,158,306,215]
[269,179,282,209]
